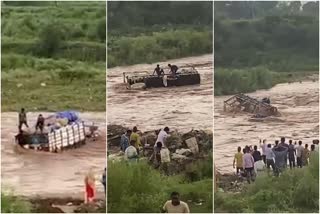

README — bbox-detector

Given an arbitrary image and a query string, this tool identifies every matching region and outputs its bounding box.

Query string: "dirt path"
[214,81,319,174]
[1,112,106,198]
[107,54,213,132]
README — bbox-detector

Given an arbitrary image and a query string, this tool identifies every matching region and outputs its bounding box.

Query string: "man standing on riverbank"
[120,130,132,152]
[243,148,255,184]
[233,146,243,175]
[265,144,276,175]
[162,192,190,213]
[130,126,141,154]
[296,141,304,168]
[260,139,267,164]
[288,140,296,169]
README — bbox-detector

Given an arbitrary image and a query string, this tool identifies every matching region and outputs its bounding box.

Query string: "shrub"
[107,160,213,213]
[35,22,65,57]
[1,192,32,213]
[215,154,319,213]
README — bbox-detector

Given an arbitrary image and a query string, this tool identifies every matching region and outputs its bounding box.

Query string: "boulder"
[185,137,199,154]
[175,148,192,156]
[172,153,189,160]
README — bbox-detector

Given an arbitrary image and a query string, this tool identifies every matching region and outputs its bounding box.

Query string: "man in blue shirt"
[120,130,132,152]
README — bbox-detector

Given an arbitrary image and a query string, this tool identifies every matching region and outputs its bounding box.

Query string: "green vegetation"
[215,153,319,213]
[107,1,213,68]
[215,1,319,95]
[1,1,106,111]
[1,192,32,213]
[107,158,213,213]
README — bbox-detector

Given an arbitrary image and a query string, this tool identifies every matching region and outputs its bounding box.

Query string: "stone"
[171,153,188,160]
[185,137,199,154]
[175,148,192,156]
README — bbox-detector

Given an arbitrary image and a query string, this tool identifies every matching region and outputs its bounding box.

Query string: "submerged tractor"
[224,93,280,117]
[123,67,200,89]
[15,111,98,152]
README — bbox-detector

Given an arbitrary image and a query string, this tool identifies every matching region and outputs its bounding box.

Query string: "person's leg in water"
[23,121,29,128]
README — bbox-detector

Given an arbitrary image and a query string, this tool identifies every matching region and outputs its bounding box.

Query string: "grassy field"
[214,13,319,95]
[107,158,213,213]
[1,1,106,111]
[107,1,213,68]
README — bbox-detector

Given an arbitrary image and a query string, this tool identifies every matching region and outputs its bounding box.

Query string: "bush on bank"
[107,159,213,213]
[215,153,319,213]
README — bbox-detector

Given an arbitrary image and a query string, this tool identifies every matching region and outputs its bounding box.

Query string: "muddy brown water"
[107,54,213,133]
[215,81,319,174]
[1,112,106,198]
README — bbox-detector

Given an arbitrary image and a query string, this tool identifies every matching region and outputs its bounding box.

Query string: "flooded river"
[215,81,319,174]
[107,54,213,133]
[1,112,106,198]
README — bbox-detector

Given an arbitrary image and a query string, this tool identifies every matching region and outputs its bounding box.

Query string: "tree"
[96,18,106,42]
[302,1,319,17]
[36,22,65,58]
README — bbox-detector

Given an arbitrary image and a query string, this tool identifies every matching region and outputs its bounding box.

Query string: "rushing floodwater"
[107,54,213,133]
[215,81,319,174]
[1,112,106,198]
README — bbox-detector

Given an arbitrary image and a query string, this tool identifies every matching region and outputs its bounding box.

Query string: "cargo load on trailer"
[15,111,98,152]
[223,93,280,117]
[123,67,200,89]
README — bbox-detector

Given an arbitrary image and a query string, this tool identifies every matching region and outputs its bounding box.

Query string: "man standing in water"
[18,108,29,131]
[162,192,190,213]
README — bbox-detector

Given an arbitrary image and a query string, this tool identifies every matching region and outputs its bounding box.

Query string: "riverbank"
[214,154,319,213]
[107,125,213,213]
[1,193,106,213]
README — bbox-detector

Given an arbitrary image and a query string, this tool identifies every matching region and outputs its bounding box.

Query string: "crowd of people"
[119,126,190,213]
[233,137,319,183]
[120,126,170,167]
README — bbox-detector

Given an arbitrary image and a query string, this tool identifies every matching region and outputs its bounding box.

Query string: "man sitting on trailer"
[168,64,178,76]
[153,64,164,76]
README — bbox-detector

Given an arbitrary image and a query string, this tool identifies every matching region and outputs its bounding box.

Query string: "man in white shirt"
[260,139,267,164]
[296,141,304,168]
[124,140,138,162]
[155,127,170,148]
